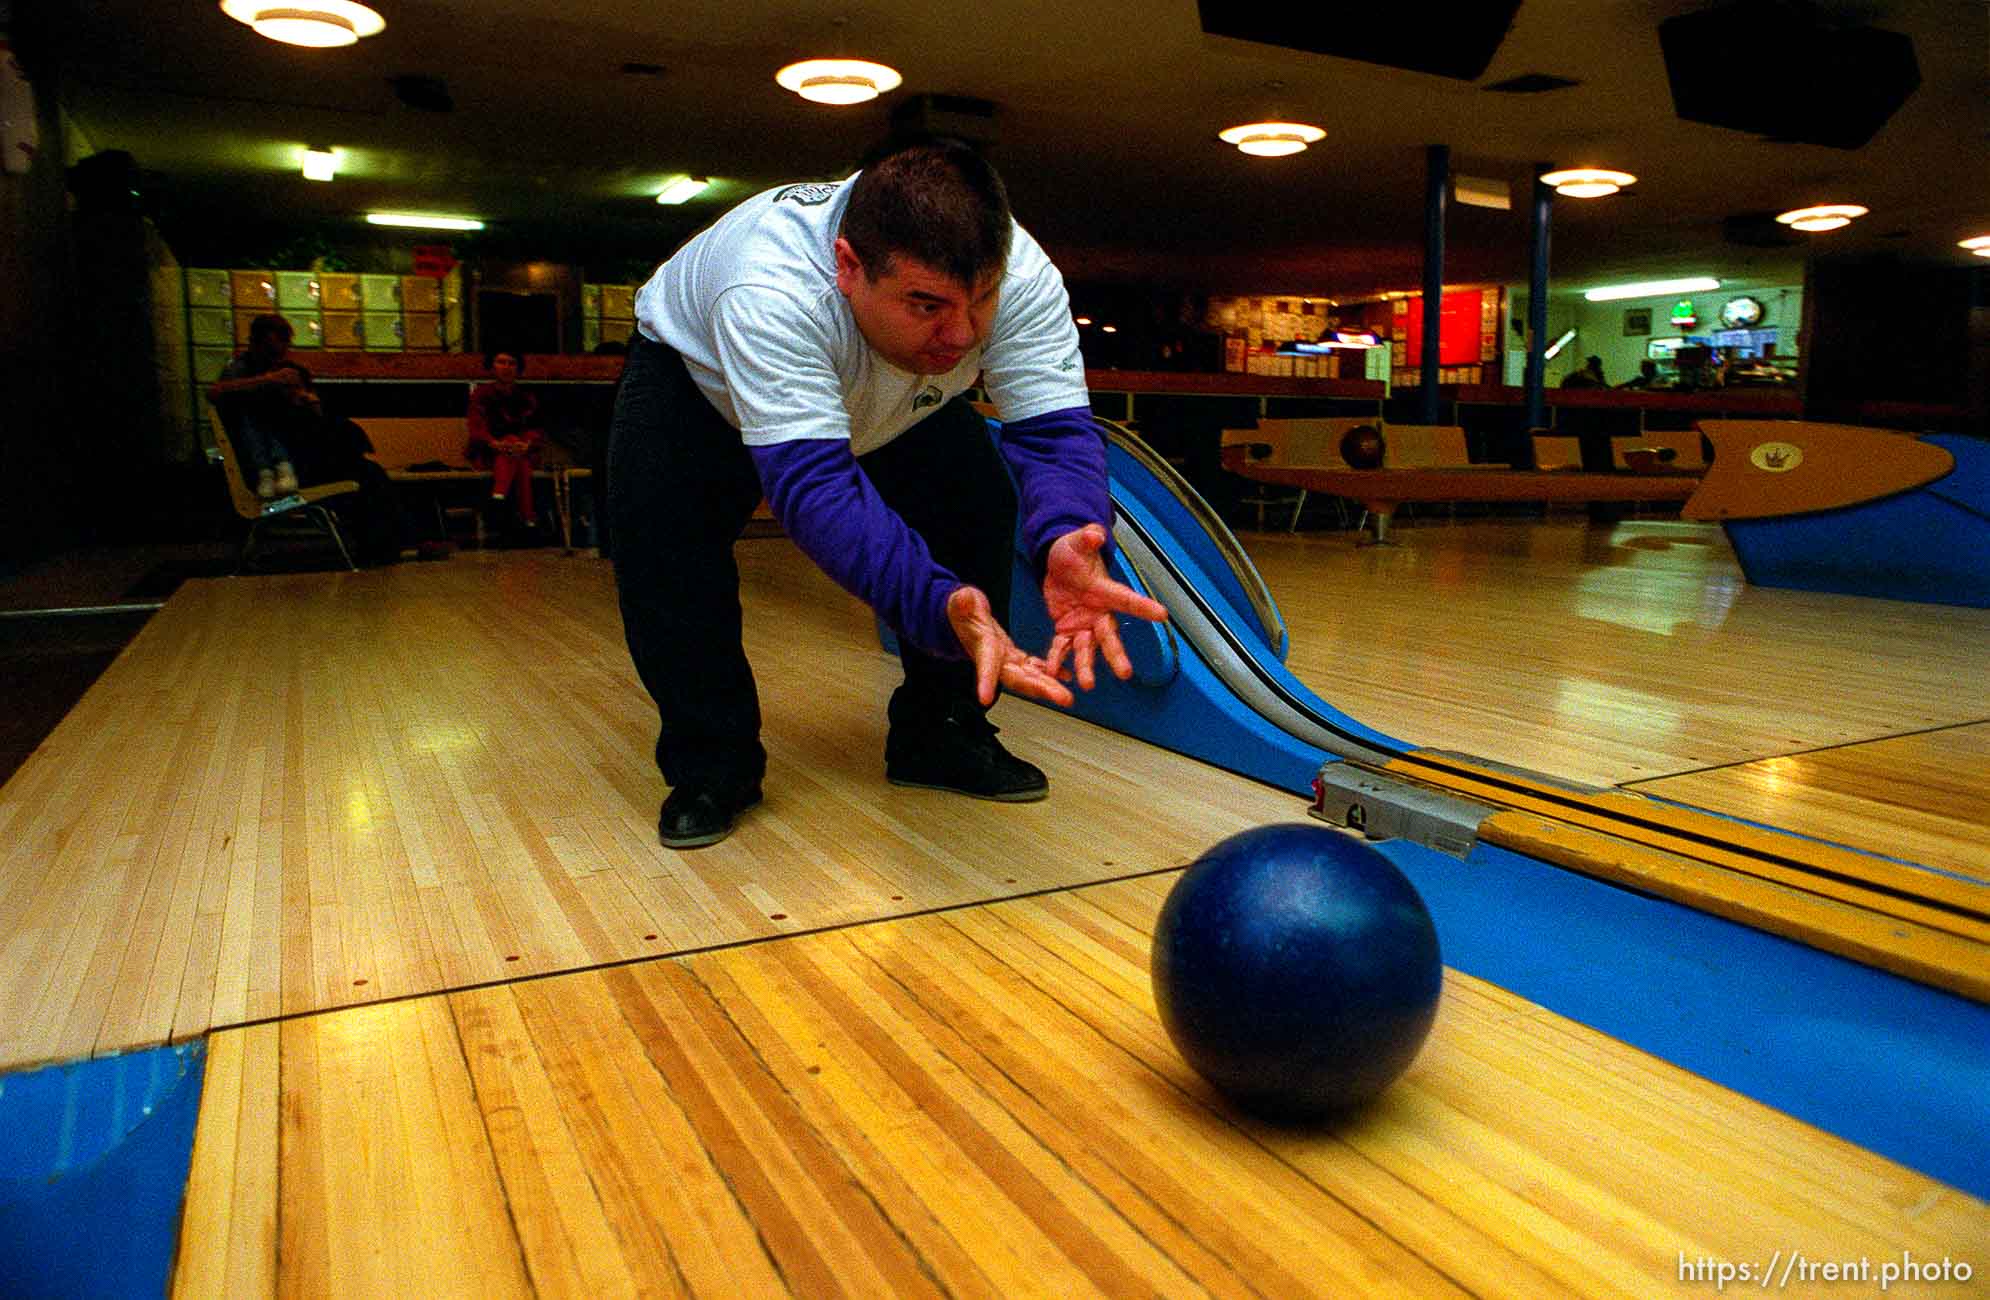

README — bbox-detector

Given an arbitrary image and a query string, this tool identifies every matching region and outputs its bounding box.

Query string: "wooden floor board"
[175,879,1986,1298]
[0,549,1298,1069]
[1626,723,1990,881]
[1247,519,1990,790]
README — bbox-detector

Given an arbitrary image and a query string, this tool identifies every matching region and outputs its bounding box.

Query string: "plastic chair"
[206,408,359,572]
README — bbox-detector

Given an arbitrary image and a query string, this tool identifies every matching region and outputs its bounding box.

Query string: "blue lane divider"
[1371,834,1990,1200]
[0,1042,206,1300]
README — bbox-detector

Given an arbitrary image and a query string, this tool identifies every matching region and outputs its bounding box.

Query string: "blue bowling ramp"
[1721,433,1990,607]
[1004,424,1414,798]
[1687,422,1990,608]
[0,1043,206,1300]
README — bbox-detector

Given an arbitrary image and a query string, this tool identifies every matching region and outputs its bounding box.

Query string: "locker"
[581,284,602,318]
[192,347,235,385]
[318,274,361,311]
[402,312,443,350]
[230,270,276,309]
[185,269,232,308]
[233,309,263,346]
[600,284,635,320]
[275,272,321,310]
[361,274,402,310]
[322,312,363,349]
[288,311,324,348]
[363,312,404,351]
[600,318,634,345]
[189,308,234,347]
[400,276,440,313]
[582,318,600,352]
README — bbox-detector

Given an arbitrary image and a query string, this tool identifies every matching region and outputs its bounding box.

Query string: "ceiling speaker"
[1196,3,1522,81]
[1659,1,1918,150]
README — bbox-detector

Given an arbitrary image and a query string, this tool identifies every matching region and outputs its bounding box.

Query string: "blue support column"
[1419,145,1449,425]
[1523,165,1553,435]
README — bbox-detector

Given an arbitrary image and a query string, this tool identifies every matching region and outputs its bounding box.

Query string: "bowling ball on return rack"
[1339,424,1387,470]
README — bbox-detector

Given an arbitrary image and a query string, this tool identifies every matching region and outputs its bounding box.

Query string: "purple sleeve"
[749,438,966,659]
[996,405,1114,572]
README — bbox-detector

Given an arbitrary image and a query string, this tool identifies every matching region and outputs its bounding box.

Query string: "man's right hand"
[946,585,1074,708]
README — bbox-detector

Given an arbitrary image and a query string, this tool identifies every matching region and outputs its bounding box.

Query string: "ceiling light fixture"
[365,212,485,231]
[1958,235,1990,254]
[1776,204,1867,232]
[219,0,385,48]
[1218,122,1326,157]
[301,148,336,182]
[655,176,711,205]
[1582,276,1721,302]
[1538,167,1636,198]
[775,58,902,105]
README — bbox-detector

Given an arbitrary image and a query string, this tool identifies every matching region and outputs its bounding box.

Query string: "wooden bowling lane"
[0,547,1301,1072]
[1625,723,1990,884]
[1245,519,1990,850]
[172,874,1986,1299]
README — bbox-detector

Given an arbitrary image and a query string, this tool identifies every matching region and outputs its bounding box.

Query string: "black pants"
[608,335,1018,795]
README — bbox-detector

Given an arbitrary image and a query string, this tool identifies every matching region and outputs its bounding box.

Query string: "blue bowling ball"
[1152,823,1442,1119]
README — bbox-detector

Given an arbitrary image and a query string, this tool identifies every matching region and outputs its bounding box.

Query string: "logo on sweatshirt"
[773,183,837,206]
[913,385,943,411]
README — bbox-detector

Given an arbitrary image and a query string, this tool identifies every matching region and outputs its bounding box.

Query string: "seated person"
[209,314,441,565]
[208,314,306,498]
[1616,359,1659,389]
[465,350,546,535]
[1559,355,1607,388]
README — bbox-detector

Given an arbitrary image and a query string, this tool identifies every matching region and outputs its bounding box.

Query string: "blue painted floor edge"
[0,1041,206,1300]
[1371,834,1990,1200]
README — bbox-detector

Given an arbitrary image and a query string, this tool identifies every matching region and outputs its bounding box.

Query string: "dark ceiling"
[24,0,1990,299]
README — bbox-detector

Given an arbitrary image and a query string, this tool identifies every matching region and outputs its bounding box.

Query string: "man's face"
[254,330,292,363]
[835,237,1000,376]
[492,353,520,383]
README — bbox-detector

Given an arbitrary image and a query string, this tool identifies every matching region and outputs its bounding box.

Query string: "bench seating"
[358,417,592,549]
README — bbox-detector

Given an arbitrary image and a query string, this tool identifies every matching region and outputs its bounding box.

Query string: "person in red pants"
[465,350,544,539]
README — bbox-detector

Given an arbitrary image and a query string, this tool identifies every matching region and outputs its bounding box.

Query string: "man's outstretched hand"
[947,585,1074,708]
[1041,523,1170,690]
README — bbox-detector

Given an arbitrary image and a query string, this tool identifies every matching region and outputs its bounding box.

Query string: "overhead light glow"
[1539,167,1636,198]
[1958,235,1990,250]
[1776,204,1867,233]
[301,148,337,182]
[1100,325,1118,334]
[1582,276,1721,302]
[1218,122,1326,157]
[1074,316,1093,326]
[219,1,385,47]
[775,58,902,105]
[655,176,711,205]
[365,212,485,231]
[1543,328,1577,360]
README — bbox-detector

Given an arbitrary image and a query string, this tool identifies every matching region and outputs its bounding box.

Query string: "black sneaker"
[658,783,762,849]
[886,713,1048,802]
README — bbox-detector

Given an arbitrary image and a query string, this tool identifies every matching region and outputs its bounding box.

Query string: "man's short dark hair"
[485,349,525,373]
[840,138,1011,288]
[248,314,293,347]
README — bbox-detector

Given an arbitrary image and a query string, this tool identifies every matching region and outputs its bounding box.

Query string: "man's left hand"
[1040,523,1169,690]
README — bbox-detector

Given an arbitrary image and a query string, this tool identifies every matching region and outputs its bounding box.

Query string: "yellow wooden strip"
[172,1023,278,1300]
[1628,726,1990,886]
[1480,810,1990,1002]
[1387,755,1990,941]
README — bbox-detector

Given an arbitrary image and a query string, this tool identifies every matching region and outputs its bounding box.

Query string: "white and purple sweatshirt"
[633,176,1110,659]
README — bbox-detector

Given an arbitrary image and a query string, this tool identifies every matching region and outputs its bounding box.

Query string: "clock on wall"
[1719,295,1766,329]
